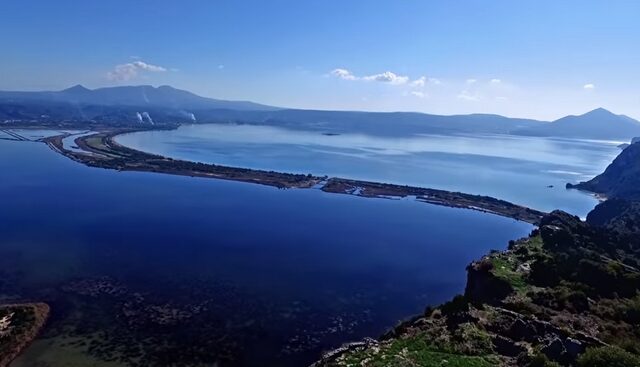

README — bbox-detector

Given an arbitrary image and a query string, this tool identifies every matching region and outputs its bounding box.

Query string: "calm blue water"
[116,124,622,217]
[1,139,532,367]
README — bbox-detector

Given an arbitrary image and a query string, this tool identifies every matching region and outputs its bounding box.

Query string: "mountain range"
[0,84,275,112]
[1,85,639,140]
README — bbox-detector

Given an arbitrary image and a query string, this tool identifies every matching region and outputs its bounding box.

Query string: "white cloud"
[363,71,409,85]
[330,68,358,80]
[410,76,427,88]
[466,78,477,84]
[132,61,166,72]
[330,68,411,85]
[428,78,442,85]
[583,83,596,90]
[107,61,168,81]
[410,91,427,98]
[491,79,502,84]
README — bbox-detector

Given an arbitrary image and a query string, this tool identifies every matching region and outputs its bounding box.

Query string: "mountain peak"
[582,107,617,117]
[63,84,91,93]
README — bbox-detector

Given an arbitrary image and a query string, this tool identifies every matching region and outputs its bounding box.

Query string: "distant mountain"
[0,85,546,133]
[1,85,638,140]
[515,108,640,140]
[0,85,277,112]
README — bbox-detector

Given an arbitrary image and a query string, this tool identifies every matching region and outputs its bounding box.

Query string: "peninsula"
[40,129,545,224]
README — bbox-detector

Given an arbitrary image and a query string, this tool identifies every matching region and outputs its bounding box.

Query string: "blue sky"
[1,0,639,120]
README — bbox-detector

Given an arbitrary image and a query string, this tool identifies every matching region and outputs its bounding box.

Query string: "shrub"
[440,295,469,316]
[525,353,561,367]
[623,294,640,324]
[577,346,640,367]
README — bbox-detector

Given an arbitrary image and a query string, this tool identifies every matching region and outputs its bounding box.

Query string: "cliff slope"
[568,141,640,200]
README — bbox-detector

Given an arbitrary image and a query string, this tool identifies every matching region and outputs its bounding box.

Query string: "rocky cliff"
[567,140,640,200]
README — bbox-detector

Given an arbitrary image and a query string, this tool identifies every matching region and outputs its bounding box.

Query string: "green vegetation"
[337,334,499,367]
[317,205,640,367]
[526,354,561,367]
[577,346,640,367]
[490,257,528,292]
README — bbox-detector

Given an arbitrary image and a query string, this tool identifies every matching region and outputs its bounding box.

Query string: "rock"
[464,260,514,303]
[564,337,585,360]
[508,318,537,341]
[541,337,566,362]
[493,335,526,357]
[568,141,640,200]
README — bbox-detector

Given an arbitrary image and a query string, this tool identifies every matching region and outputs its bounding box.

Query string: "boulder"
[493,335,526,357]
[508,318,537,341]
[564,337,585,360]
[542,337,566,361]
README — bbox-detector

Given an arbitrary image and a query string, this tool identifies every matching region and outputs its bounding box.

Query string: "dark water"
[116,124,622,217]
[1,140,532,366]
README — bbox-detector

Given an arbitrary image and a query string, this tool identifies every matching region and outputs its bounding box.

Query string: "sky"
[1,0,639,120]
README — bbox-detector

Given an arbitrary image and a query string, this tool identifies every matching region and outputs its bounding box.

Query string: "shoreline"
[37,128,546,224]
[0,303,50,367]
[43,129,322,189]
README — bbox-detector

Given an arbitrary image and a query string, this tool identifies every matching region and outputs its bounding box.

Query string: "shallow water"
[61,131,94,153]
[116,124,621,217]
[2,139,532,367]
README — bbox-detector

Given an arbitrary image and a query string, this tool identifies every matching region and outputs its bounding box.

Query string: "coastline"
[43,130,322,189]
[0,303,50,367]
[39,129,545,224]
[310,139,640,367]
[4,126,635,367]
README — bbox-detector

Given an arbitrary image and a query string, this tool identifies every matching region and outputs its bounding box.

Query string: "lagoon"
[116,124,621,217]
[2,138,532,367]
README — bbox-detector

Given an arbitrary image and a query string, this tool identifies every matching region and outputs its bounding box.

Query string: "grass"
[337,334,498,367]
[490,257,528,292]
[526,235,544,251]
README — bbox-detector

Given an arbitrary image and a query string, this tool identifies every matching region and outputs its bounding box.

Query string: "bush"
[525,353,561,367]
[577,346,640,367]
[623,294,640,324]
[440,295,469,316]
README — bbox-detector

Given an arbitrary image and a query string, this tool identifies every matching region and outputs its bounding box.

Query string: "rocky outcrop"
[465,259,514,304]
[0,303,50,367]
[312,206,640,366]
[567,140,640,200]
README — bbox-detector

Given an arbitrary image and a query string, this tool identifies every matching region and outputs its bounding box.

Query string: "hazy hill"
[0,85,276,112]
[0,85,545,134]
[2,85,639,140]
[515,108,640,140]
